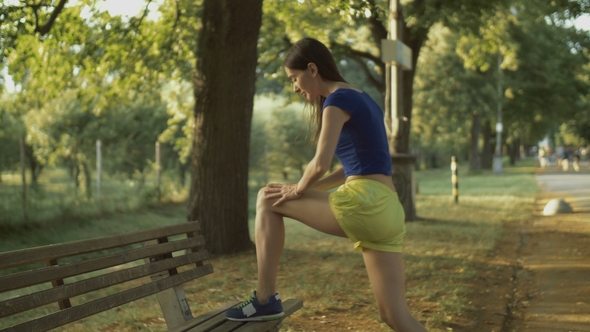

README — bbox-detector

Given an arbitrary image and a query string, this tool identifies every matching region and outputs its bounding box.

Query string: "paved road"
[536,171,590,210]
[506,169,590,332]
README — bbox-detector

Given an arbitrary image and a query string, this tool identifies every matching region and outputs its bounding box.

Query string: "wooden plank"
[0,236,206,293]
[184,308,236,332]
[0,222,201,270]
[0,250,211,318]
[185,299,302,332]
[232,299,303,332]
[208,320,244,332]
[1,264,214,332]
[168,302,239,332]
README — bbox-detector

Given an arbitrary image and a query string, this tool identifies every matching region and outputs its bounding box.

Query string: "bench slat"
[0,222,201,270]
[0,264,214,332]
[185,308,231,331]
[0,235,206,293]
[232,299,303,332]
[168,301,239,332]
[0,250,211,318]
[209,320,244,332]
[185,299,303,332]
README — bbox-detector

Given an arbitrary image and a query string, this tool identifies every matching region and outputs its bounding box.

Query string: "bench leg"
[156,285,194,328]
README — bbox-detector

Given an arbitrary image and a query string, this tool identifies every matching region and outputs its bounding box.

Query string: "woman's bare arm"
[311,166,345,191]
[295,106,349,193]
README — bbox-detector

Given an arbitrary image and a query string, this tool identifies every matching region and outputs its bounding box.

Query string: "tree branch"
[347,53,384,92]
[330,42,384,92]
[257,36,292,79]
[133,0,154,30]
[34,0,68,36]
[172,0,180,30]
[333,42,382,65]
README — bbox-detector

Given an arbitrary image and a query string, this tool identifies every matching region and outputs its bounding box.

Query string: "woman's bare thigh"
[260,189,347,238]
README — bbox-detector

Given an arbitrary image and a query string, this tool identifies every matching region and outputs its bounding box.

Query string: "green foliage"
[1,0,197,190]
[0,101,23,174]
[502,15,590,144]
[259,0,387,96]
[413,1,590,159]
[158,80,194,166]
[97,101,169,178]
[266,104,315,178]
[249,95,314,180]
[412,25,496,157]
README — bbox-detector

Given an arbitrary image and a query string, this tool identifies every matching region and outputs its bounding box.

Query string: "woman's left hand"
[264,182,302,207]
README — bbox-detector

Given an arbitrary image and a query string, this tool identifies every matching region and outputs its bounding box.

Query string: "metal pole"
[493,53,504,174]
[96,139,101,203]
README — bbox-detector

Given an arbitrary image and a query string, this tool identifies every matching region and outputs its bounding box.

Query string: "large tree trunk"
[83,162,92,199]
[391,14,426,154]
[508,140,519,166]
[481,119,493,169]
[469,111,482,172]
[188,0,262,254]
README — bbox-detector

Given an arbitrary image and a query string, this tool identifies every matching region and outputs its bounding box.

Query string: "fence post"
[451,156,459,204]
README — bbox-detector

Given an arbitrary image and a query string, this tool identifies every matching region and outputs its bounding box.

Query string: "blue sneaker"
[226,291,285,321]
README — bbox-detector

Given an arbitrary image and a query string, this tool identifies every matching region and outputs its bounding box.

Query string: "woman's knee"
[256,187,276,213]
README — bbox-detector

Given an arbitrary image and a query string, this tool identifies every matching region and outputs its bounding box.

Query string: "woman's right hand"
[264,182,302,207]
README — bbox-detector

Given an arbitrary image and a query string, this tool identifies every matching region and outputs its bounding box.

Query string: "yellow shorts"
[329,179,406,252]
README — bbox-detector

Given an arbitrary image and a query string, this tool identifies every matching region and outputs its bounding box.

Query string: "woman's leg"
[254,188,347,302]
[362,248,428,331]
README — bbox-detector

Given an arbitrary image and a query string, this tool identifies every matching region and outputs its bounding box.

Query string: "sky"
[573,14,590,30]
[100,0,161,19]
[102,0,146,16]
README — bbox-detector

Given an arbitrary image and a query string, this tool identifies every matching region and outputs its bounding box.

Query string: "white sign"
[381,39,412,70]
[496,123,503,133]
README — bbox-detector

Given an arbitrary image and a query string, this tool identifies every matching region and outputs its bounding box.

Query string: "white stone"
[543,198,573,216]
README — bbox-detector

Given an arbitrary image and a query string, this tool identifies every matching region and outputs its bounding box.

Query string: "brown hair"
[283,38,347,144]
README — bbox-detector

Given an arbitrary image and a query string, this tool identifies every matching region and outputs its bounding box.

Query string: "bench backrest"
[0,221,212,332]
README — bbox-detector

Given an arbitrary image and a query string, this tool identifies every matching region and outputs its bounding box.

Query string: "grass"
[0,167,188,231]
[0,160,539,331]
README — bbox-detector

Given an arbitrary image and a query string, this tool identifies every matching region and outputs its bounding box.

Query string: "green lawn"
[0,160,539,331]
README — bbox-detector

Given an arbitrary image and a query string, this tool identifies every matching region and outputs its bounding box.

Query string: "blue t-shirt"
[322,89,392,177]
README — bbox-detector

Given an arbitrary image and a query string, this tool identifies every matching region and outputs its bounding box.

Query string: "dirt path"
[471,170,590,332]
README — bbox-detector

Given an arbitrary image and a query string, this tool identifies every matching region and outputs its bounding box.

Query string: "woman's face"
[285,65,318,100]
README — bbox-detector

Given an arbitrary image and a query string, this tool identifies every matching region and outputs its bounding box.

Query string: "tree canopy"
[1,0,589,239]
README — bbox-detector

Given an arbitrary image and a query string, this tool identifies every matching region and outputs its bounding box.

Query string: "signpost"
[382,0,417,220]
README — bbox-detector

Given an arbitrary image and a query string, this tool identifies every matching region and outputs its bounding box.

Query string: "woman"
[226,38,427,332]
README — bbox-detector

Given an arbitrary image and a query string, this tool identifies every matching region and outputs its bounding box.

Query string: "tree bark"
[481,119,493,169]
[391,9,427,154]
[188,0,262,254]
[469,111,482,172]
[83,162,92,199]
[508,141,518,166]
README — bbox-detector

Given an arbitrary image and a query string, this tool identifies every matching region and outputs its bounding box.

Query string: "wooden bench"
[0,221,302,331]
